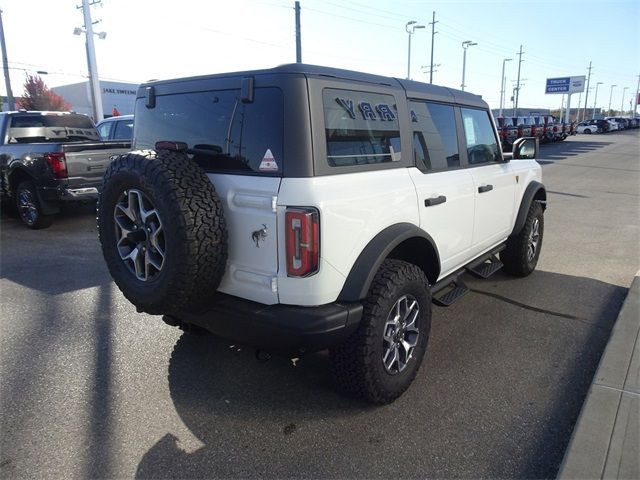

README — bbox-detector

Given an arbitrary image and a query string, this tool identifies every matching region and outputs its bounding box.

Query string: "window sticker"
[259,149,278,171]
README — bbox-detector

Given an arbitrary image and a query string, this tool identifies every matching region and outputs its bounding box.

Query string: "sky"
[1,0,639,113]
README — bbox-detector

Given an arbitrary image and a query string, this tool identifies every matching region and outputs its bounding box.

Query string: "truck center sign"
[545,76,586,94]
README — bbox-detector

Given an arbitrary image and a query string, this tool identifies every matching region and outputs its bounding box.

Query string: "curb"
[557,272,640,479]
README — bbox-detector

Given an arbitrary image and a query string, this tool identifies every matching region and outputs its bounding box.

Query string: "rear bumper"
[40,185,99,204]
[164,294,364,354]
[59,187,99,200]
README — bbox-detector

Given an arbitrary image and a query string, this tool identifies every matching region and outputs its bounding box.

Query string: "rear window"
[8,114,99,143]
[134,87,283,175]
[323,88,401,167]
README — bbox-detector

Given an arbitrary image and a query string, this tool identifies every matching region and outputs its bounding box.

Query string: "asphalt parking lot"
[1,131,638,479]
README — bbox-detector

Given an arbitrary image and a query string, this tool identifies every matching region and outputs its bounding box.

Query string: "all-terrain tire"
[97,150,228,315]
[500,201,544,277]
[16,180,54,229]
[330,259,432,405]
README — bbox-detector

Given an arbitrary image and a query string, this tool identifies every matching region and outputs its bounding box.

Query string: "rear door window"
[409,101,460,171]
[323,88,401,167]
[134,87,284,175]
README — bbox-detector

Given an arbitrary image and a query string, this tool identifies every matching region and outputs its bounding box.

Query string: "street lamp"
[592,82,603,119]
[460,40,477,91]
[621,86,629,115]
[406,21,425,80]
[73,0,107,121]
[608,84,617,115]
[499,58,512,116]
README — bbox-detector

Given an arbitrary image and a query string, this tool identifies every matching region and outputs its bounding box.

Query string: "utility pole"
[78,0,103,121]
[582,61,592,122]
[294,1,301,63]
[428,11,438,84]
[0,9,15,110]
[514,44,524,116]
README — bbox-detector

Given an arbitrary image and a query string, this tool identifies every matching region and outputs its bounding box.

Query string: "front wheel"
[330,259,432,405]
[15,181,53,229]
[501,201,544,277]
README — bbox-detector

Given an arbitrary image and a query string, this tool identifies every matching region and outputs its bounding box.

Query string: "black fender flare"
[511,181,546,236]
[337,223,440,302]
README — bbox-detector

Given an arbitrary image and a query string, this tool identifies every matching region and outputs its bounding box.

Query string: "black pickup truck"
[0,111,130,228]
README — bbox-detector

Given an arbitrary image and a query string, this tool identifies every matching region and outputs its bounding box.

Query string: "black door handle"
[478,185,493,193]
[424,195,447,207]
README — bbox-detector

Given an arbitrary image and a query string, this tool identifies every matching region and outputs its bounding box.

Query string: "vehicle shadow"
[539,139,613,162]
[0,201,108,295]
[135,270,627,479]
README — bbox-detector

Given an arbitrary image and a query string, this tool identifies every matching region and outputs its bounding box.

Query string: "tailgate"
[62,141,131,188]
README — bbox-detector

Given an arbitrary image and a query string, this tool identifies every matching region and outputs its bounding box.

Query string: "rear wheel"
[15,181,53,229]
[330,259,431,404]
[584,128,592,134]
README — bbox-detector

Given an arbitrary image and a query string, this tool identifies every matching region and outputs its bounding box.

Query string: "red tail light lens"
[285,207,319,277]
[44,152,68,179]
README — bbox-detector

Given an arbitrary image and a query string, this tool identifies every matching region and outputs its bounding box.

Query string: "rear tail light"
[517,126,523,137]
[531,125,537,135]
[285,207,319,277]
[44,152,68,179]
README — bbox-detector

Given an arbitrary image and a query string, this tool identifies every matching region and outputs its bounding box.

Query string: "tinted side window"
[134,87,283,175]
[113,119,133,140]
[323,88,401,167]
[409,101,459,171]
[461,108,501,165]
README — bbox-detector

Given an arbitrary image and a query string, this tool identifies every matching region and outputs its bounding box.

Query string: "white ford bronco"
[97,64,546,404]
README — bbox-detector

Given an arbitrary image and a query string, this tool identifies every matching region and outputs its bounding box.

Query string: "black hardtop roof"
[138,63,487,108]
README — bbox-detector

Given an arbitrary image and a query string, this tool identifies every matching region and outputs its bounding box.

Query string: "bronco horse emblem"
[251,224,268,247]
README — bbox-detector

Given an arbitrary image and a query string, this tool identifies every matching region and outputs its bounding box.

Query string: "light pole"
[74,0,107,122]
[608,84,617,115]
[592,82,603,119]
[620,87,629,115]
[406,21,425,80]
[460,40,477,91]
[499,58,512,116]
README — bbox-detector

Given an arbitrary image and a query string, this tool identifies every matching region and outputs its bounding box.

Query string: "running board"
[430,244,506,307]
[432,277,469,307]
[466,254,504,279]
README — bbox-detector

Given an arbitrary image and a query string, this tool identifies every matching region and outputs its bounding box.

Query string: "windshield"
[8,114,99,143]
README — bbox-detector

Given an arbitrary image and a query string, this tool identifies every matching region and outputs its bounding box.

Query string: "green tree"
[17,74,71,111]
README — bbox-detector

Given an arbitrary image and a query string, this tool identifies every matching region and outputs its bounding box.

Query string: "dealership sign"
[545,76,586,94]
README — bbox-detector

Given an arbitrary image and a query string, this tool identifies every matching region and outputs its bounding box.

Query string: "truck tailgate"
[63,141,130,188]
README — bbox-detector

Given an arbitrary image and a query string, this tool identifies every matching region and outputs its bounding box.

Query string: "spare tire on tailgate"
[97,149,228,315]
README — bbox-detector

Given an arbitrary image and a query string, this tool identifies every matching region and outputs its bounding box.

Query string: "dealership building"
[51,80,139,119]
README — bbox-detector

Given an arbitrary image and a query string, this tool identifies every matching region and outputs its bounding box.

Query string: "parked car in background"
[0,111,131,228]
[577,122,598,134]
[605,117,626,130]
[607,120,620,131]
[96,114,134,141]
[495,116,518,151]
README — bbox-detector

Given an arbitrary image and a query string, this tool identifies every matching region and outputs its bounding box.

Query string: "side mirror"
[512,137,539,160]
